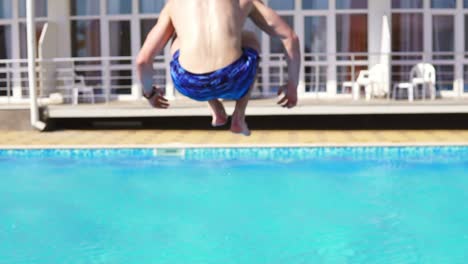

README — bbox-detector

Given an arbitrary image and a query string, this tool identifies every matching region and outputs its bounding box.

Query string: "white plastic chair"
[342,64,386,101]
[72,75,95,105]
[410,63,436,100]
[391,63,436,101]
[61,73,95,105]
[392,82,414,102]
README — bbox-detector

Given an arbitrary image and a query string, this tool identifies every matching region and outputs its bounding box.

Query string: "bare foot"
[212,113,228,127]
[230,118,251,136]
[209,100,228,127]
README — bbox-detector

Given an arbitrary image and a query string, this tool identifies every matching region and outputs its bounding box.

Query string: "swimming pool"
[1,146,468,263]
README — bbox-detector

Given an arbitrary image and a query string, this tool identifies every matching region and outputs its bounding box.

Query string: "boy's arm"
[249,0,301,108]
[136,3,174,108]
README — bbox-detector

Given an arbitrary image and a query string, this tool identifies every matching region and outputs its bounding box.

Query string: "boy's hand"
[277,82,298,109]
[147,86,170,109]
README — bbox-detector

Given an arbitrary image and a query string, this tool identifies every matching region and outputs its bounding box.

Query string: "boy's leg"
[230,31,260,136]
[230,89,253,136]
[208,99,228,127]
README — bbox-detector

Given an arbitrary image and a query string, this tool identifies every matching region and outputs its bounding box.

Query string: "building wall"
[47,0,71,58]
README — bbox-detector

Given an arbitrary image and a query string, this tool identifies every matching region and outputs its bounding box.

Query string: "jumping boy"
[137,0,301,136]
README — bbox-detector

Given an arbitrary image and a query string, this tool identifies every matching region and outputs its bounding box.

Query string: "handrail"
[26,0,46,131]
[0,51,466,64]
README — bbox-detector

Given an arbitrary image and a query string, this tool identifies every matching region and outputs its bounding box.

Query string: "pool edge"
[1,142,468,150]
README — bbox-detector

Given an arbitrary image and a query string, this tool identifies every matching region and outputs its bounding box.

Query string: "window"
[335,13,368,94]
[110,21,131,56]
[304,16,327,54]
[0,25,12,59]
[433,15,454,61]
[139,0,165,14]
[433,15,454,54]
[392,13,424,52]
[111,69,132,94]
[70,1,101,58]
[435,65,454,91]
[19,0,47,17]
[336,0,367,9]
[391,13,424,85]
[70,0,99,16]
[71,20,101,57]
[336,14,368,53]
[431,0,456,9]
[305,66,327,92]
[465,0,468,8]
[392,0,423,9]
[466,15,468,52]
[303,0,328,10]
[19,22,46,58]
[0,0,12,19]
[110,19,132,94]
[268,0,294,10]
[464,66,468,92]
[107,0,132,15]
[0,25,11,96]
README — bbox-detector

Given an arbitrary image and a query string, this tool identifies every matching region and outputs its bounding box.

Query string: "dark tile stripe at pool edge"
[0,147,467,162]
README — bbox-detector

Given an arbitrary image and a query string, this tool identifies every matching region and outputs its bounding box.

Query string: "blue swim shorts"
[170,47,259,101]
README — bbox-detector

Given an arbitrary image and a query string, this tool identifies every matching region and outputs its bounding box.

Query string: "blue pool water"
[1,147,468,264]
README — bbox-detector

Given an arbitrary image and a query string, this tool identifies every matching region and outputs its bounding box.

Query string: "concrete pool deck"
[1,129,468,148]
[2,97,468,148]
[46,97,468,118]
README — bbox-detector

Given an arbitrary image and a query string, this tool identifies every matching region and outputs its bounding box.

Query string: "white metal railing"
[0,56,166,105]
[0,52,467,105]
[301,51,468,99]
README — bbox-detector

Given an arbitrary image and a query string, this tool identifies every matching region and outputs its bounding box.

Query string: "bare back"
[168,0,253,74]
